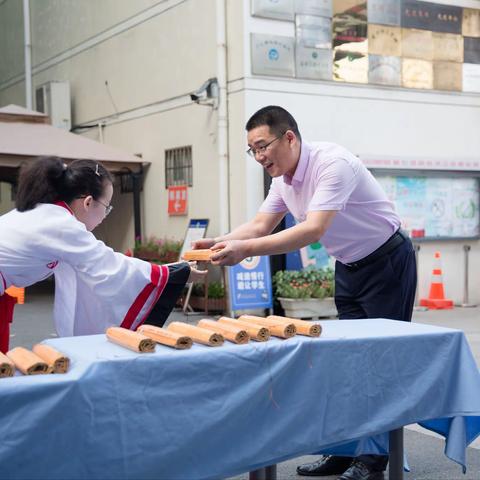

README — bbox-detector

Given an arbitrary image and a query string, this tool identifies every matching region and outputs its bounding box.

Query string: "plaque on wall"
[402,58,433,89]
[333,0,367,53]
[251,34,295,76]
[296,14,332,49]
[402,1,461,34]
[402,28,433,61]
[251,0,294,21]
[463,9,480,38]
[295,0,332,18]
[432,33,463,63]
[433,61,462,91]
[296,46,333,80]
[464,37,480,65]
[368,24,401,57]
[368,54,401,86]
[333,50,368,83]
[463,63,480,92]
[367,0,401,27]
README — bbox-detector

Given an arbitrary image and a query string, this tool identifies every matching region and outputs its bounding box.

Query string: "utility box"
[35,81,71,130]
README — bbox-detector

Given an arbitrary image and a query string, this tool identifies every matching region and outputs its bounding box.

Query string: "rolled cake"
[6,347,49,375]
[106,327,155,353]
[218,317,270,342]
[137,324,192,349]
[167,322,224,347]
[0,351,14,378]
[198,319,250,344]
[32,344,70,373]
[267,315,322,337]
[239,315,297,339]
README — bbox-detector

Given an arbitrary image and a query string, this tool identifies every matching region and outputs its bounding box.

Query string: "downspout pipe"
[23,0,32,109]
[216,0,230,235]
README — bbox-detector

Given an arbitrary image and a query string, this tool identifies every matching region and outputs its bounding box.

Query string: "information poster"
[376,175,480,239]
[228,256,273,311]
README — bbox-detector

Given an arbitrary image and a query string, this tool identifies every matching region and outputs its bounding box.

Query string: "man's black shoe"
[337,461,384,480]
[296,455,353,476]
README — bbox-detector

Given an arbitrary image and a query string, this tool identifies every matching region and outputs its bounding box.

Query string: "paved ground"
[9,281,480,480]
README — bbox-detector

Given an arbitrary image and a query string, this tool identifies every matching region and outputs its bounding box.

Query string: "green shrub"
[273,267,334,299]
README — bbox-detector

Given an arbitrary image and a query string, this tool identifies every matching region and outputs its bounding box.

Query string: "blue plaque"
[228,256,273,311]
[464,37,480,65]
[368,0,401,27]
[401,1,462,34]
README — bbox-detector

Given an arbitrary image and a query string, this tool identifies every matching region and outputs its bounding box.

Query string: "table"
[0,319,479,479]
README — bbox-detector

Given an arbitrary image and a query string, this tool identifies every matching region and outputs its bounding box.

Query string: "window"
[165,146,192,188]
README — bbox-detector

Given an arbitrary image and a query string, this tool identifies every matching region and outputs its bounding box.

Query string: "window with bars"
[165,146,193,188]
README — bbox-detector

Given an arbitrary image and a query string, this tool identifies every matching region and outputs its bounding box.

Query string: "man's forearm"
[214,221,265,243]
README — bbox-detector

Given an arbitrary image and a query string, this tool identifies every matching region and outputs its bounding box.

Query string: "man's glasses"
[246,132,285,157]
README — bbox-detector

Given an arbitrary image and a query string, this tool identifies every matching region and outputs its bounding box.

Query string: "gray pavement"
[9,281,480,480]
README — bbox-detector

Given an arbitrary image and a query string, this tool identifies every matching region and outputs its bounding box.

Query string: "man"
[193,105,417,480]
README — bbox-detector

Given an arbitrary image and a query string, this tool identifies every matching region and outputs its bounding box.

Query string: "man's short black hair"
[245,105,302,141]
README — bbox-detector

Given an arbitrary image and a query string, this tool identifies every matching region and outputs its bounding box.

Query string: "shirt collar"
[283,141,310,187]
[54,201,74,215]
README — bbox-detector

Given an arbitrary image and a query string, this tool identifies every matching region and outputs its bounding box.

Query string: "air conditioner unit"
[35,80,71,130]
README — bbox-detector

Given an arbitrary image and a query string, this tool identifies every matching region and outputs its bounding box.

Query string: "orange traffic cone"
[5,286,25,305]
[420,252,453,310]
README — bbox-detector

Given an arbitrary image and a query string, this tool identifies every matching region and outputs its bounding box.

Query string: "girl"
[0,156,202,352]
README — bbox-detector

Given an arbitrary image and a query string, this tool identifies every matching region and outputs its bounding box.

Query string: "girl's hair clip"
[95,164,100,177]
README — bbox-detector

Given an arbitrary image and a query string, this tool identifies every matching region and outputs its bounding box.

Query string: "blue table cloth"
[0,319,479,479]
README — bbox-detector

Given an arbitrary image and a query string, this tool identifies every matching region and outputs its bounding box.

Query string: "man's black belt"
[344,229,408,270]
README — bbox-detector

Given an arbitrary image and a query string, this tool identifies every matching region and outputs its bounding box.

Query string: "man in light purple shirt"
[194,106,416,480]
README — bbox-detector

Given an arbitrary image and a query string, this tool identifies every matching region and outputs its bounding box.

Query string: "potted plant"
[188,281,227,313]
[273,267,337,319]
[133,236,182,264]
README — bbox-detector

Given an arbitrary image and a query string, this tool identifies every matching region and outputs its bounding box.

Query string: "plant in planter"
[273,267,337,319]
[189,281,227,313]
[133,236,182,264]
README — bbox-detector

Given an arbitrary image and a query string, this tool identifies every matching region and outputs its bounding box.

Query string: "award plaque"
[333,0,367,53]
[402,1,461,34]
[463,63,480,93]
[432,33,463,63]
[464,37,480,65]
[402,58,433,89]
[368,24,401,57]
[333,50,368,83]
[368,0,401,27]
[402,28,433,60]
[462,9,480,38]
[433,61,462,91]
[251,0,294,21]
[251,34,295,77]
[295,0,332,18]
[296,45,333,80]
[296,14,332,49]
[368,54,401,86]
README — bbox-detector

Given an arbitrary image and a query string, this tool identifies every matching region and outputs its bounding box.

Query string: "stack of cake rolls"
[2,344,70,377]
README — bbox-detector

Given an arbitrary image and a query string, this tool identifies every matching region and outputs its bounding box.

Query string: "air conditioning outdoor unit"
[35,80,71,130]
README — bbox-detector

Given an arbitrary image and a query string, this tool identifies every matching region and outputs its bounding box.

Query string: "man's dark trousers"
[333,235,417,471]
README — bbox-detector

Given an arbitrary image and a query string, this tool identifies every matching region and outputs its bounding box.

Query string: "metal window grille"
[165,146,192,188]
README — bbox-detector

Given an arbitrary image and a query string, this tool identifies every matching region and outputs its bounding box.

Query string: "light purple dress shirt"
[259,142,400,264]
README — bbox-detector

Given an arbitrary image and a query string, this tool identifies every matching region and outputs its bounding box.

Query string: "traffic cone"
[420,252,453,310]
[5,286,25,305]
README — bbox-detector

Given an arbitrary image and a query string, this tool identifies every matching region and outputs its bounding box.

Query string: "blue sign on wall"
[228,256,273,311]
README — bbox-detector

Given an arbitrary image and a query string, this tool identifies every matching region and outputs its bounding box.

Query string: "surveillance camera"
[190,78,218,105]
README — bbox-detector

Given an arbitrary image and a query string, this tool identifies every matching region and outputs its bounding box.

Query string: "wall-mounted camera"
[190,77,219,108]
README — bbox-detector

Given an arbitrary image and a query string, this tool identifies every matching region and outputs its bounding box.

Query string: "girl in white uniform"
[0,157,200,352]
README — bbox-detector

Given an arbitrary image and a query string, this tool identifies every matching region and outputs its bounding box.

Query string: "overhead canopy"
[0,104,146,183]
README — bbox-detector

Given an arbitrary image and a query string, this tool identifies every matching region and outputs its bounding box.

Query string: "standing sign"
[180,219,209,259]
[228,256,273,311]
[168,185,187,215]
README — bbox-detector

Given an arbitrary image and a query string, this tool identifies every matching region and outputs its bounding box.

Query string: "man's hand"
[210,240,250,266]
[191,238,216,249]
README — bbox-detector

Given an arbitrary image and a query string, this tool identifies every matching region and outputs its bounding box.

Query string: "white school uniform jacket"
[0,202,169,336]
